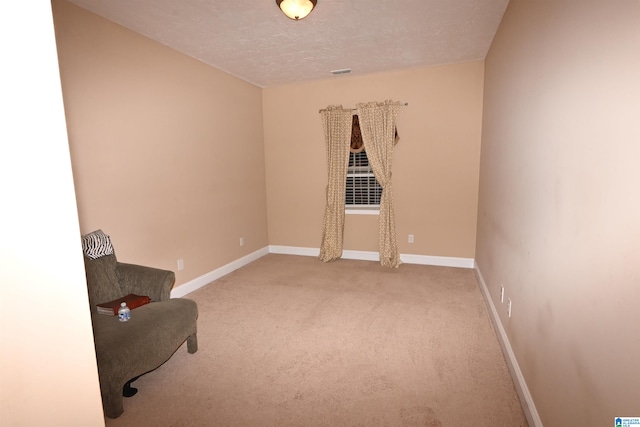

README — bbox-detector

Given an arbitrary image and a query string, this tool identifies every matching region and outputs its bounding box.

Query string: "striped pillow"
[82,229,114,259]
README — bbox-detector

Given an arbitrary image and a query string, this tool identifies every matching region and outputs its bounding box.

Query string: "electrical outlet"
[508,298,512,318]
[239,237,244,247]
[177,259,184,271]
[500,286,505,303]
[408,234,414,243]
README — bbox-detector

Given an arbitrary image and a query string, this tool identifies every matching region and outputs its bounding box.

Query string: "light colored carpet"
[105,254,527,426]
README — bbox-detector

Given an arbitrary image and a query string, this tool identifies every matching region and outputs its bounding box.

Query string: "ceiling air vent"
[331,68,352,75]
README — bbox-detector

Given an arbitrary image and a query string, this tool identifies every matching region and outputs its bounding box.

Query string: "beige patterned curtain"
[319,106,352,262]
[356,100,401,268]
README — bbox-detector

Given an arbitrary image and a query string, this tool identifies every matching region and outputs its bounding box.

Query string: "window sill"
[345,208,379,215]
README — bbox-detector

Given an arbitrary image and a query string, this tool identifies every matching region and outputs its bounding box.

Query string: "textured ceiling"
[66,0,509,88]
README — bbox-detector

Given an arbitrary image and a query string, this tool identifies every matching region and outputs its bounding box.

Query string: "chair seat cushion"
[92,298,198,381]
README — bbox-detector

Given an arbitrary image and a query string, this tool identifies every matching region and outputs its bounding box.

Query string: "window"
[346,150,382,207]
[346,115,382,209]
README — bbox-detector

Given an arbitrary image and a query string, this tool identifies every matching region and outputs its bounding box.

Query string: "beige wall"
[263,62,484,258]
[0,1,104,425]
[52,0,269,287]
[477,1,640,425]
[53,1,484,277]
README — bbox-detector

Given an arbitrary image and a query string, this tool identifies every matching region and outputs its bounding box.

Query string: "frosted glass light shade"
[276,0,317,20]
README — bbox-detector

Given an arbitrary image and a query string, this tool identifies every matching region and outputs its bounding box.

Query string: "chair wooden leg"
[123,375,141,397]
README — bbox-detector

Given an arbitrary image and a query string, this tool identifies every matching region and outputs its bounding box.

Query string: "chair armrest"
[115,262,175,302]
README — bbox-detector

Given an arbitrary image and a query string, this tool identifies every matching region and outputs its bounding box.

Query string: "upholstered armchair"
[82,230,198,418]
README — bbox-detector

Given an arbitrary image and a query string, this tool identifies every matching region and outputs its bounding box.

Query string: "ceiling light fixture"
[276,0,317,21]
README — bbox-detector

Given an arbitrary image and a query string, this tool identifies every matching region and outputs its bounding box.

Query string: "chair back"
[84,253,125,313]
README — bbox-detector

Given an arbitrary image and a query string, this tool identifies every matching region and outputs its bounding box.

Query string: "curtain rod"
[319,102,408,113]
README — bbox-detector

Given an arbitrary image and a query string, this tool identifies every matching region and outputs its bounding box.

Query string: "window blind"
[346,150,382,207]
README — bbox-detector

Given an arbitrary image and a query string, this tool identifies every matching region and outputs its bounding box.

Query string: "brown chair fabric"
[84,254,198,418]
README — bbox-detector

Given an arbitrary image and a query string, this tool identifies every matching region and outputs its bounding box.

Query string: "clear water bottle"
[118,302,130,322]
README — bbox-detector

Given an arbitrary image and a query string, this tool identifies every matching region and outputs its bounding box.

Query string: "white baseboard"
[268,245,320,257]
[174,246,476,298]
[170,247,269,298]
[400,253,475,268]
[474,266,542,427]
[269,245,475,268]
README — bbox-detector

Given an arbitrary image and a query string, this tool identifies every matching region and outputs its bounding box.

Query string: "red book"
[96,293,151,316]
